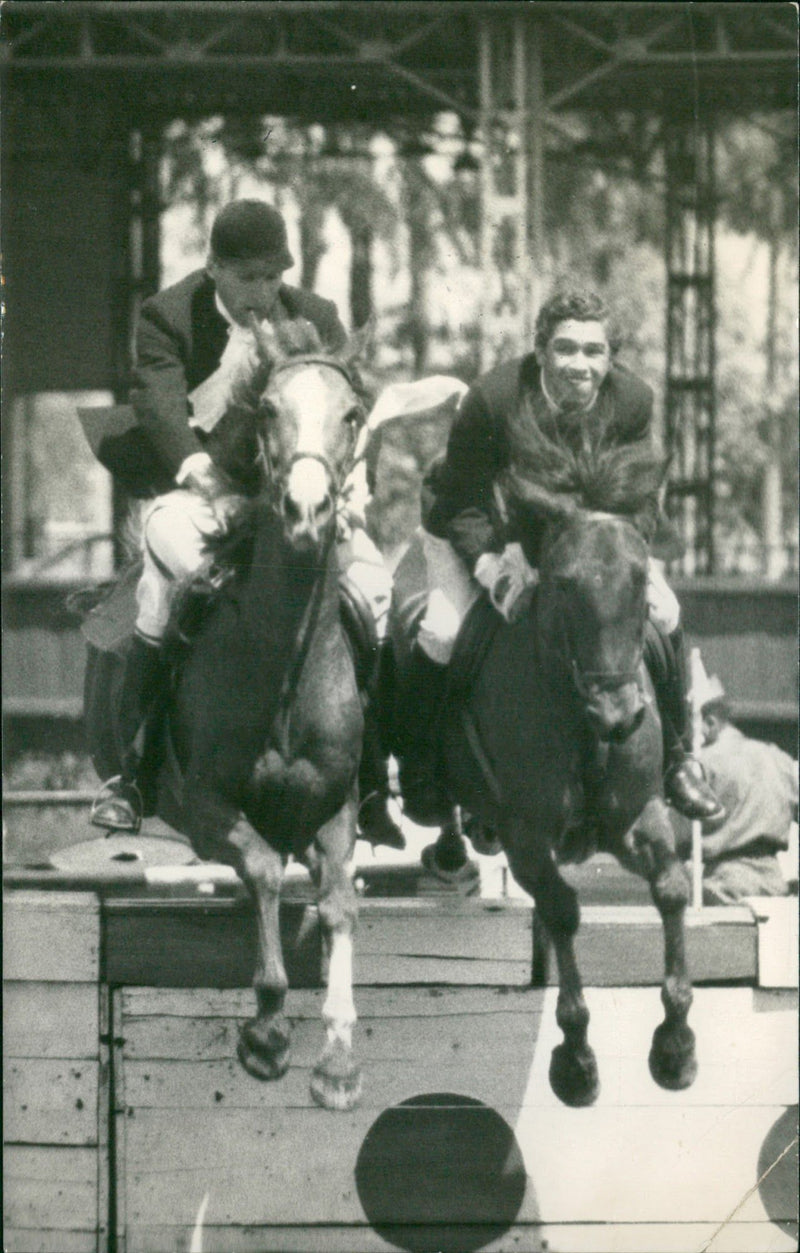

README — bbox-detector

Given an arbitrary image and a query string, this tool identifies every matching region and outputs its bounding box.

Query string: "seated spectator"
[675,673,797,904]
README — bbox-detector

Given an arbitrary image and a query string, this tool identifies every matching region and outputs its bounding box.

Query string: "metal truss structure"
[664,120,718,574]
[2,1,797,570]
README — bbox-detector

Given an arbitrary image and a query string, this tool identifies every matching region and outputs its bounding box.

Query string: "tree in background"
[157,111,797,571]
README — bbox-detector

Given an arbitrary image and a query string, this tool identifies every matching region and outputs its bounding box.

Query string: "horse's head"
[506,430,667,742]
[541,504,649,740]
[247,317,369,555]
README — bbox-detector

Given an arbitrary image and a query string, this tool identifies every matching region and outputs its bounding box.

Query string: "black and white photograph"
[2,3,798,1251]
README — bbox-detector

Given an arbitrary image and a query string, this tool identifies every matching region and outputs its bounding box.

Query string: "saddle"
[81,561,380,805]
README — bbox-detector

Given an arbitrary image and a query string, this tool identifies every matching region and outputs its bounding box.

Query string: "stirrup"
[90,776,143,834]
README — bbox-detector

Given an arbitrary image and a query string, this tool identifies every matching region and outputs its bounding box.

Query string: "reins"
[570,655,643,699]
[249,350,364,723]
[540,514,646,701]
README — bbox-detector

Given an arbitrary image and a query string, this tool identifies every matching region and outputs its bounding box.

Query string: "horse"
[88,319,371,1110]
[387,429,698,1108]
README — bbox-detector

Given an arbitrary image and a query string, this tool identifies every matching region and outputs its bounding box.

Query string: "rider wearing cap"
[90,200,400,846]
[398,288,724,826]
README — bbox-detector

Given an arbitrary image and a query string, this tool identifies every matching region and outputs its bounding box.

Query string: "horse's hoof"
[549,1042,600,1107]
[649,1022,698,1091]
[237,1016,291,1082]
[421,844,480,895]
[310,1038,362,1111]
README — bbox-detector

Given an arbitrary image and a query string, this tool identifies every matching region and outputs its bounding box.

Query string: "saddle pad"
[80,561,142,655]
[77,405,174,498]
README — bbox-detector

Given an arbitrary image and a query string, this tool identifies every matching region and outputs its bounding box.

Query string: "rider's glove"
[178,452,232,503]
[475,544,539,622]
[646,557,681,634]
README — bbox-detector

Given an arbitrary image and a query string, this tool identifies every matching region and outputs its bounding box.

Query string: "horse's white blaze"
[286,456,330,512]
[323,931,356,1048]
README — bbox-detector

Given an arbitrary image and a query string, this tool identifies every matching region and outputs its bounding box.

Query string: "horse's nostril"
[314,492,332,519]
[282,494,302,524]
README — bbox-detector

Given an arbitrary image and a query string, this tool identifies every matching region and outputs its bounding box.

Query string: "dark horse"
[389,427,697,1107]
[89,320,370,1110]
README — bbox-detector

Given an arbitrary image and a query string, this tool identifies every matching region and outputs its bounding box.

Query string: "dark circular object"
[758,1105,798,1237]
[355,1092,527,1252]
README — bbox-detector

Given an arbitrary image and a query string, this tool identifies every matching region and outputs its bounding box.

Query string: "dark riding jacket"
[131,269,347,484]
[424,353,657,571]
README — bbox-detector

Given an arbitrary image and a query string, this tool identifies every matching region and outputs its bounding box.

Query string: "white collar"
[215,291,236,328]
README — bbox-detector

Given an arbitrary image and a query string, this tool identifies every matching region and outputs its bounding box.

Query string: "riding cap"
[210,200,294,269]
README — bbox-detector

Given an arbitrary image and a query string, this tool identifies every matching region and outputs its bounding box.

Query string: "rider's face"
[538,318,611,410]
[207,256,287,326]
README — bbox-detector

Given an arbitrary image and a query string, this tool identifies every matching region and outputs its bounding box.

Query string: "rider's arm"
[425,384,505,572]
[130,301,208,479]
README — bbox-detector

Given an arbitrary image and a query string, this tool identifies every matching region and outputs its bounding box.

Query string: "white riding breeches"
[410,530,681,666]
[135,489,393,643]
[416,531,479,664]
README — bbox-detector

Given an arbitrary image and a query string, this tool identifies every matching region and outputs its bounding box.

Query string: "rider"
[396,288,724,826]
[89,199,402,847]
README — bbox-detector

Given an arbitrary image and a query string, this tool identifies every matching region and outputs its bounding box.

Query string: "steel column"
[477,12,539,370]
[664,117,717,575]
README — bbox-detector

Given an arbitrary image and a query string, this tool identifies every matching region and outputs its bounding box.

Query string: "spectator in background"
[676,672,798,903]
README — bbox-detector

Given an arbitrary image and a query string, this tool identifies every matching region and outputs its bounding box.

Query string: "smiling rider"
[396,288,724,828]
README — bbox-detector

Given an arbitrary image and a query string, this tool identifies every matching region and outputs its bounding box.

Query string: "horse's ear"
[341,316,375,367]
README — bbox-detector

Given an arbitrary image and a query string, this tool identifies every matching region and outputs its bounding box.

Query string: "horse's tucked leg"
[619,797,697,1091]
[506,832,599,1107]
[305,796,362,1111]
[422,809,481,894]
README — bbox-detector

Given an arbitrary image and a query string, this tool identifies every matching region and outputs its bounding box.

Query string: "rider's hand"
[180,454,231,502]
[646,557,681,634]
[475,546,538,622]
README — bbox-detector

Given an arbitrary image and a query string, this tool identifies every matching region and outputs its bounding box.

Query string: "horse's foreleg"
[506,834,599,1107]
[189,799,292,1082]
[305,795,362,1111]
[618,797,697,1091]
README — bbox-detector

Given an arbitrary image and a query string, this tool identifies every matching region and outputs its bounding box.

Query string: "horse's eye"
[344,407,363,428]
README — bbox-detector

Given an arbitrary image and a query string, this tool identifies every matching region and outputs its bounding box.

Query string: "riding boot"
[643,621,724,822]
[395,645,450,826]
[357,705,406,850]
[90,634,164,833]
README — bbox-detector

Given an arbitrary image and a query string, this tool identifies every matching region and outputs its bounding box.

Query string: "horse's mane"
[505,394,667,535]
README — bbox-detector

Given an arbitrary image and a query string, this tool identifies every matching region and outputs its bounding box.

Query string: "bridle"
[570,654,643,701]
[540,511,646,702]
[254,354,365,505]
